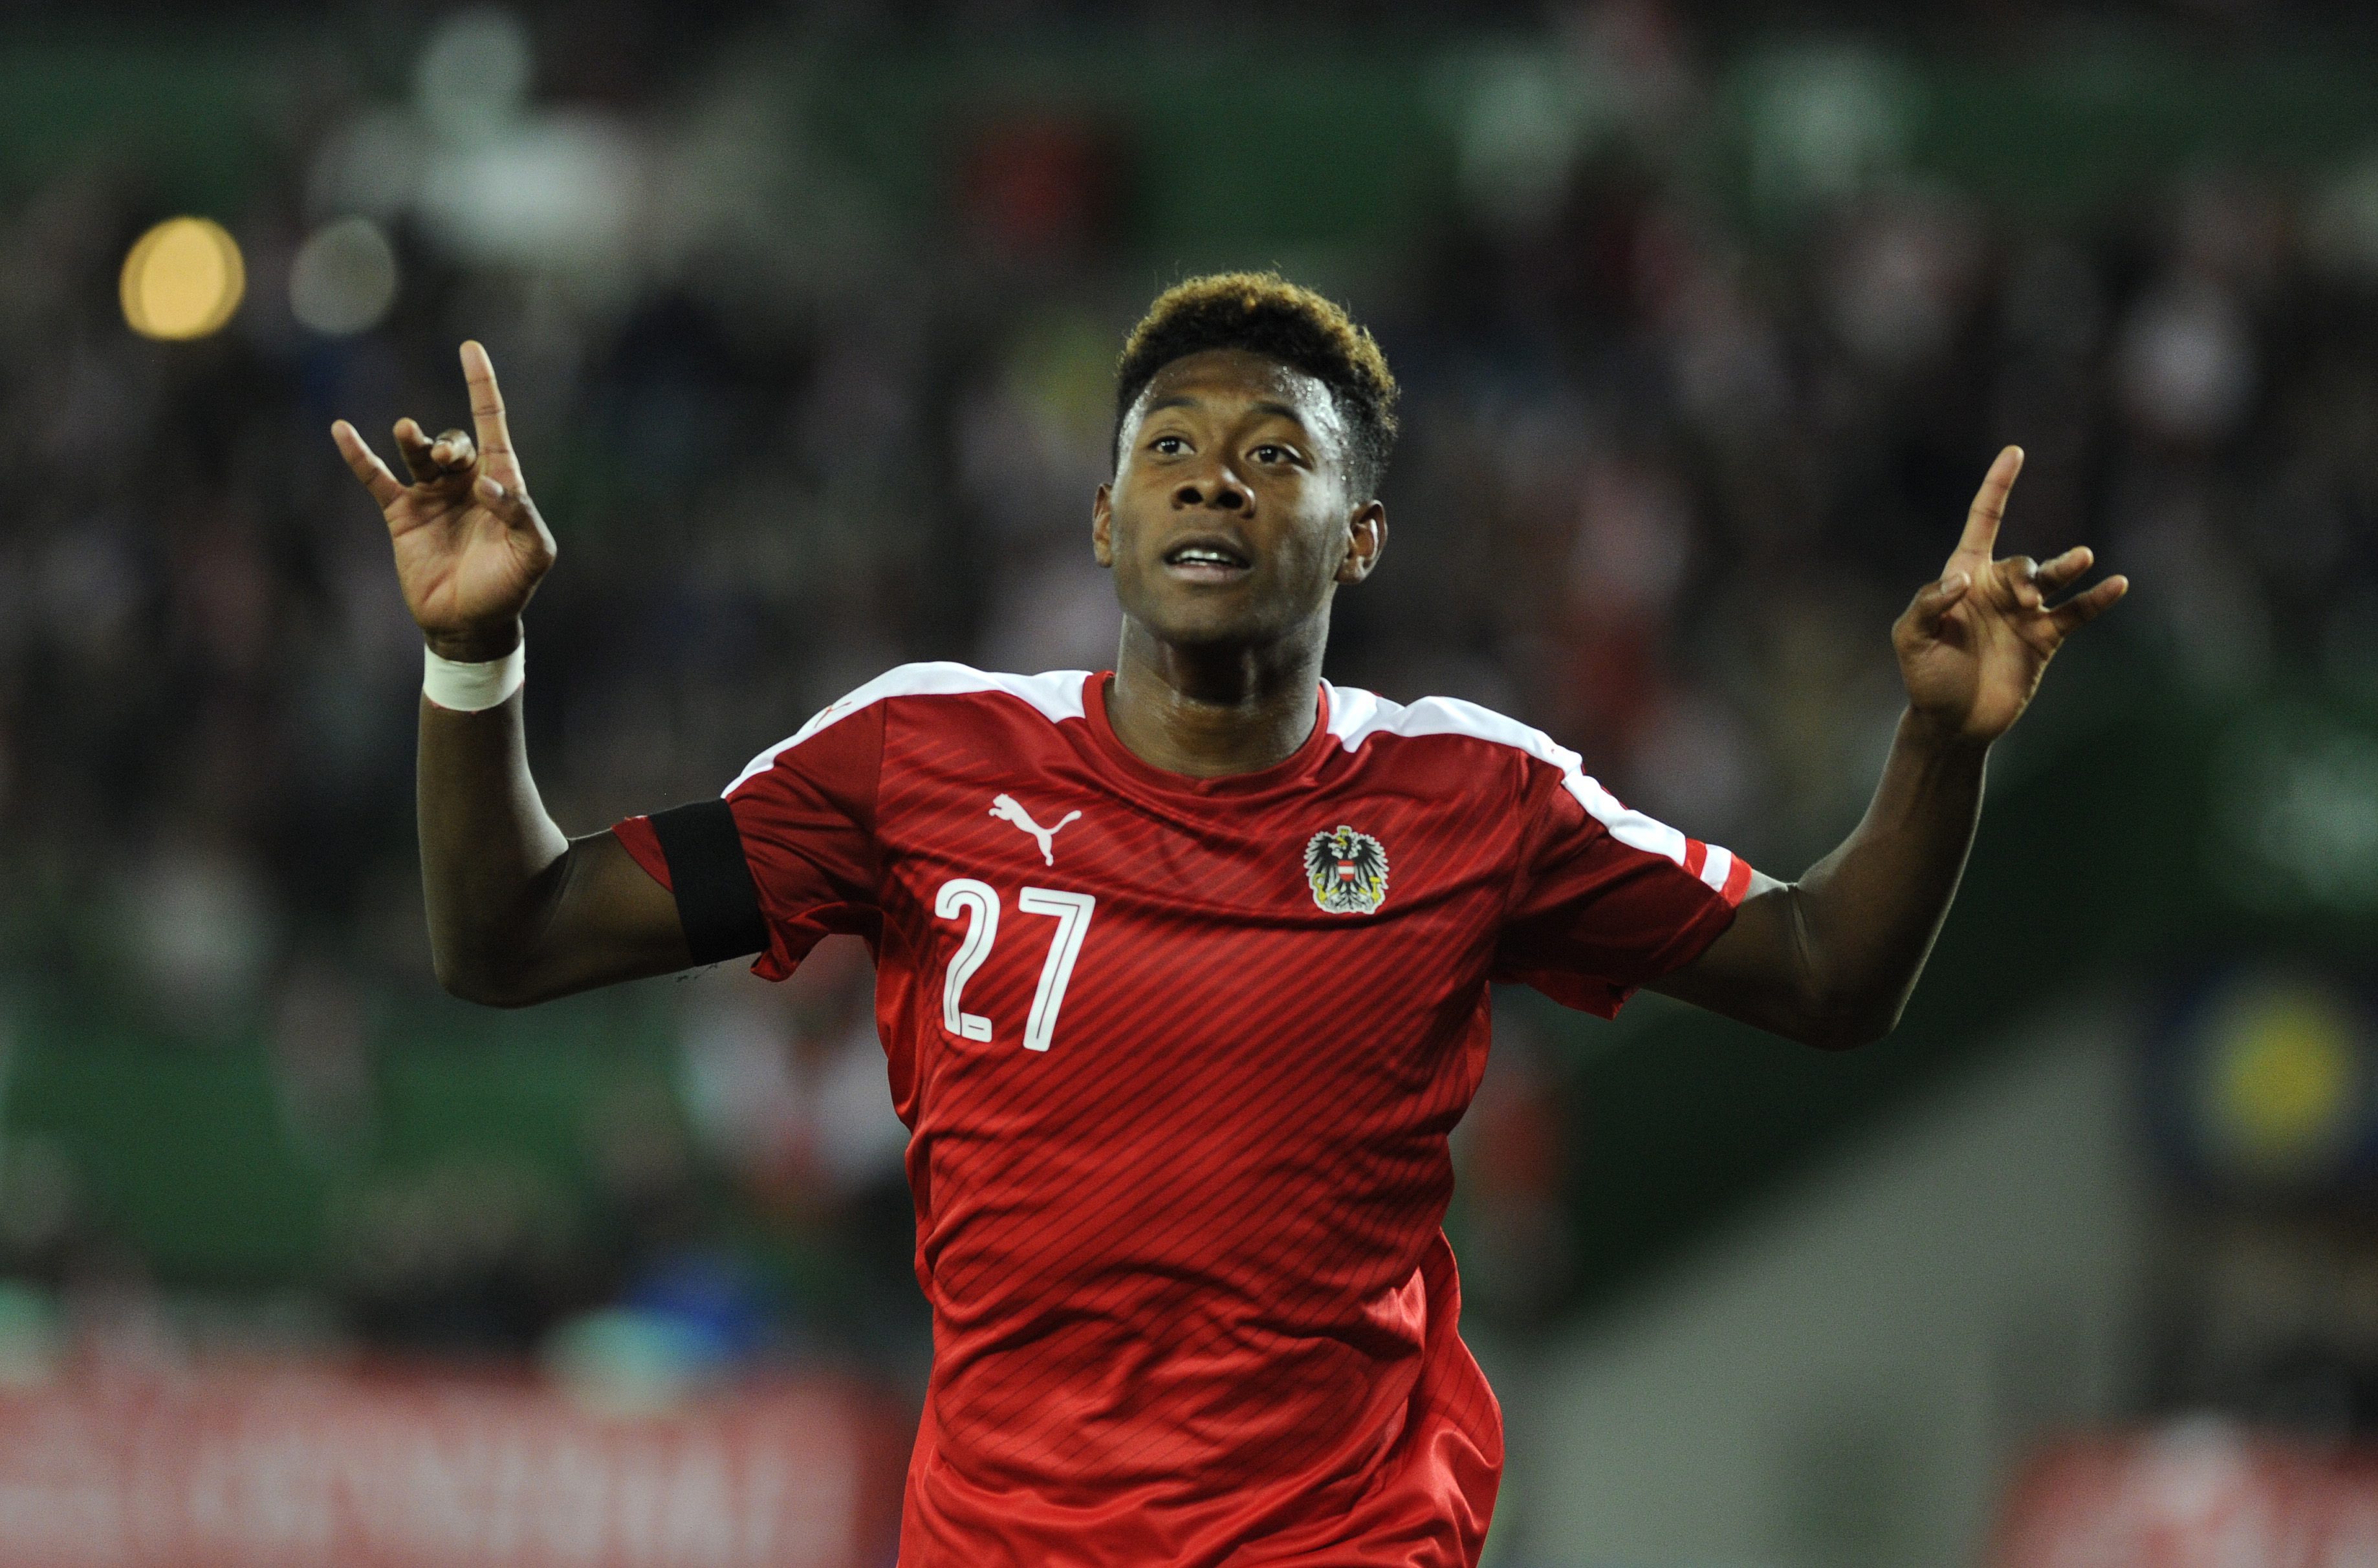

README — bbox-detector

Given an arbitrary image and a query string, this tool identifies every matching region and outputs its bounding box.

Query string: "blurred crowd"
[2,3,2377,1386]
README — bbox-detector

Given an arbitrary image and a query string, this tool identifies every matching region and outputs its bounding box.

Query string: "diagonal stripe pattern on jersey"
[613,663,1751,1568]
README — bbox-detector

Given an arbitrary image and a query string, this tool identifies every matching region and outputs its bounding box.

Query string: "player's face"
[1094,350,1384,655]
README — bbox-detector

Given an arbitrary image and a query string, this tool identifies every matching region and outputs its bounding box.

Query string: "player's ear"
[1336,499,1386,585]
[1091,483,1115,567]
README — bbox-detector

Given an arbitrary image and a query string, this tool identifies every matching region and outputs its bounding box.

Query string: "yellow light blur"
[2202,978,2363,1181]
[120,217,245,341]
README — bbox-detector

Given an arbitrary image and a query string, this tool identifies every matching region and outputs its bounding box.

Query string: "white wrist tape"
[422,640,524,712]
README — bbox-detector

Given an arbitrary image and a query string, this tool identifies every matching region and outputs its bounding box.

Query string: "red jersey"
[613,664,1750,1566]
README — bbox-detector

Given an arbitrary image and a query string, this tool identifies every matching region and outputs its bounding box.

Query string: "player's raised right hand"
[331,340,556,662]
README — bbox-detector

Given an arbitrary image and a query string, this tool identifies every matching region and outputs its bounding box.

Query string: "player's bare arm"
[331,342,692,1005]
[1651,446,2127,1048]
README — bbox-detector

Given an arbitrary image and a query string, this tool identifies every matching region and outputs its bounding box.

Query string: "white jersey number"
[932,880,1098,1053]
[933,878,999,1042]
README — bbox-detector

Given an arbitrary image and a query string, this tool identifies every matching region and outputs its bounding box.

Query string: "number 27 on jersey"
[934,880,1096,1054]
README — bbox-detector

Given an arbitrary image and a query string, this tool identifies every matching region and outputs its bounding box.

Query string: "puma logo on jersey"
[990,794,1081,866]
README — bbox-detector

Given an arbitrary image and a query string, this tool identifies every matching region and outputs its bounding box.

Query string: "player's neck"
[1106,621,1324,779]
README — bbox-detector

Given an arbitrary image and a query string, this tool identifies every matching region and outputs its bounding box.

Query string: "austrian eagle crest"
[1305,825,1390,915]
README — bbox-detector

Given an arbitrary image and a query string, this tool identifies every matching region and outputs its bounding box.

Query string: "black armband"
[648,799,767,965]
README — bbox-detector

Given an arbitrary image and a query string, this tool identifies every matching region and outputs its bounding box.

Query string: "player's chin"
[1122,569,1238,618]
[1132,592,1289,651]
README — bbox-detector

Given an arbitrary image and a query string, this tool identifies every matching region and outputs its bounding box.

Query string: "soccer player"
[331,273,2124,1566]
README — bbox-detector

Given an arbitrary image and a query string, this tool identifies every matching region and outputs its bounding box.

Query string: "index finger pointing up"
[459,340,520,483]
[1951,445,2023,565]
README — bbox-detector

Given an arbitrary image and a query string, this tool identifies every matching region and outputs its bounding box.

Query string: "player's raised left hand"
[1892,446,2128,746]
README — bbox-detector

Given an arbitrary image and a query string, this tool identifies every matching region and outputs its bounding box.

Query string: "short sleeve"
[613,699,885,980]
[1490,763,1752,1019]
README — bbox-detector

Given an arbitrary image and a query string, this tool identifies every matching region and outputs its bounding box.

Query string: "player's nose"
[1172,471,1249,510]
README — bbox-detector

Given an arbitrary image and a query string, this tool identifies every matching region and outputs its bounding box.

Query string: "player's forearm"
[416,672,573,1006]
[1785,708,1987,1046]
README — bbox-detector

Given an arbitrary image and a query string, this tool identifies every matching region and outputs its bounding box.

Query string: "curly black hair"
[1113,272,1400,501]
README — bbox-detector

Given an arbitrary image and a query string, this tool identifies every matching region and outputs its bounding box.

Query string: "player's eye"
[1149,434,1188,455]
[1250,443,1300,466]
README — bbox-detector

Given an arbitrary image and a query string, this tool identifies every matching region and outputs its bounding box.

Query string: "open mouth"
[1162,541,1252,582]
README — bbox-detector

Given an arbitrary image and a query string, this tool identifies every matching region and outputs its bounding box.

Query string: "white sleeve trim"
[724,663,1090,796]
[1324,681,1705,871]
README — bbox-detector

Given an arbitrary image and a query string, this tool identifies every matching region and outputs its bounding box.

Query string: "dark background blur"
[5,3,2378,1563]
